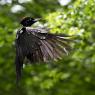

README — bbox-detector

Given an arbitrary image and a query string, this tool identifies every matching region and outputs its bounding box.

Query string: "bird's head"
[20,17,41,27]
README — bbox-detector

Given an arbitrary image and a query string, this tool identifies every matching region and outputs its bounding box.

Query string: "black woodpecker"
[15,17,72,82]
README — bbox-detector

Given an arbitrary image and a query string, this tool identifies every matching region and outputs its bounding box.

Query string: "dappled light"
[0,0,95,95]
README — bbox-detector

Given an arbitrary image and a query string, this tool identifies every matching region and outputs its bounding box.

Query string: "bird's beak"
[34,18,41,22]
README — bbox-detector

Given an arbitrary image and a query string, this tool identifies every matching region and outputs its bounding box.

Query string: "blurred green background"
[0,0,95,95]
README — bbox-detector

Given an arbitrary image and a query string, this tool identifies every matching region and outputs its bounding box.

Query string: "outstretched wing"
[15,27,72,82]
[26,27,72,62]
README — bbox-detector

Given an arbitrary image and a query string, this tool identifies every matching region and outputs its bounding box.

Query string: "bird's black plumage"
[20,17,40,27]
[15,17,72,82]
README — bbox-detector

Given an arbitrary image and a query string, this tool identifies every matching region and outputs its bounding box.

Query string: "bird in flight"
[15,17,72,82]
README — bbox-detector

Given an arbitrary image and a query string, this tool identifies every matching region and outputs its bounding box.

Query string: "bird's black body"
[15,17,72,82]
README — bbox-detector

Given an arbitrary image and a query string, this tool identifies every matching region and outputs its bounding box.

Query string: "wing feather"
[24,28,72,62]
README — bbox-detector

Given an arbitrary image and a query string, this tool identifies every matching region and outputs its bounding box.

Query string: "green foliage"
[0,0,95,95]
